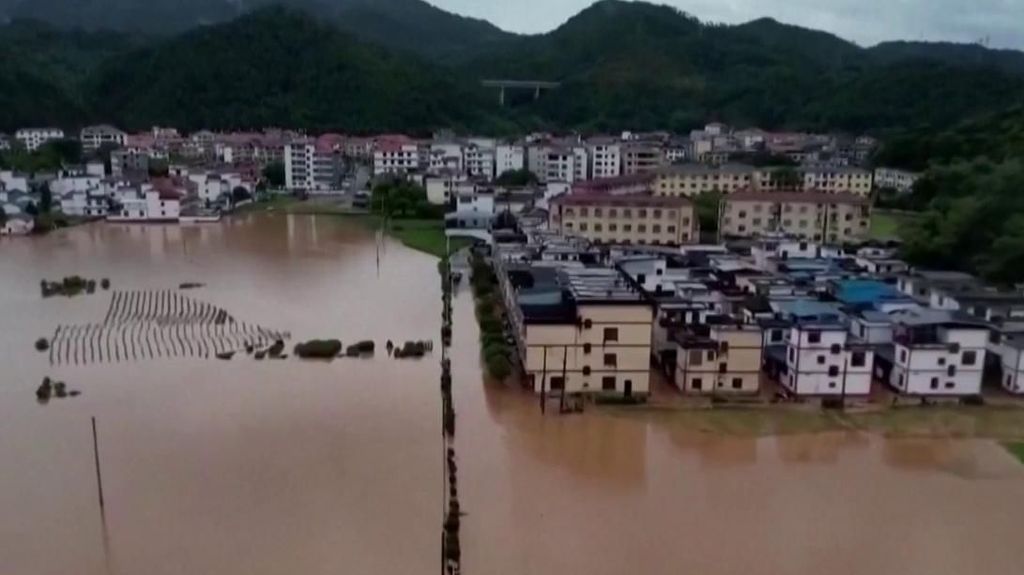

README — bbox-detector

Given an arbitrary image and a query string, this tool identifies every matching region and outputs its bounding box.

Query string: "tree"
[769,167,802,188]
[694,191,722,233]
[262,161,285,188]
[495,168,538,187]
[231,186,252,204]
[371,179,433,219]
[39,183,53,214]
[0,205,6,226]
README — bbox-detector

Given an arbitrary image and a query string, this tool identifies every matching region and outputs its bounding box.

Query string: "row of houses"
[488,232,1024,402]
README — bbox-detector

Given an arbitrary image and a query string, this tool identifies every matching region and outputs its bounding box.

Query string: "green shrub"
[294,339,343,359]
[486,354,512,380]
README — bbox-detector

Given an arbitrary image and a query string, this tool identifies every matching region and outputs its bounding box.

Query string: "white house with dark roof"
[15,128,64,151]
[882,309,989,397]
[80,125,127,152]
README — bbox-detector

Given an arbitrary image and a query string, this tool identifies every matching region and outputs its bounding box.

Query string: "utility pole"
[91,417,105,511]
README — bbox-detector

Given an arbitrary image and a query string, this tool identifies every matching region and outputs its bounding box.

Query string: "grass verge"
[1003,442,1024,463]
[870,209,921,240]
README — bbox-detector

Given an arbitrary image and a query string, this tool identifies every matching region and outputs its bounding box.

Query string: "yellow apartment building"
[549,193,698,245]
[719,190,871,243]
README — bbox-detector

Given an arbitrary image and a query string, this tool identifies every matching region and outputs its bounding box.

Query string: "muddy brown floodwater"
[1,214,1023,575]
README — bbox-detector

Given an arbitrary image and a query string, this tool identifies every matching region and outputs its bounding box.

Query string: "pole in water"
[92,416,105,510]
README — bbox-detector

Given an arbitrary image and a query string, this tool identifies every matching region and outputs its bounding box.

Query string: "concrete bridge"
[480,79,562,106]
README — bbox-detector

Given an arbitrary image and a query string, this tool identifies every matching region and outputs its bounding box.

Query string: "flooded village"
[2,214,1024,575]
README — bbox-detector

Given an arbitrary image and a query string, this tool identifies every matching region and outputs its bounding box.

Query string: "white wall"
[889,328,987,396]
[496,145,525,177]
[783,327,872,395]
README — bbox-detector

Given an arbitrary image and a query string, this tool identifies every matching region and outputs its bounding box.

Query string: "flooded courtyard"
[2,214,1023,575]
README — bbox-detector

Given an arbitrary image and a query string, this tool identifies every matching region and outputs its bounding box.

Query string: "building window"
[732,378,743,389]
[608,209,618,218]
[900,349,907,363]
[609,223,618,232]
[623,224,632,232]
[817,355,826,365]
[579,223,588,232]
[549,376,565,390]
[948,365,957,377]
[653,209,662,218]
[603,328,619,342]
[690,350,703,366]
[945,382,955,389]
[808,331,821,344]
[931,378,939,390]
[771,331,783,343]
[962,351,977,366]
[788,348,795,362]
[583,343,592,354]
[851,351,866,367]
[594,208,603,217]
[667,225,676,233]
[828,365,840,377]
[582,366,591,376]
[692,378,703,390]
[602,376,616,391]
[719,363,727,374]
[638,224,647,233]
[604,354,617,367]
[594,223,603,232]
[707,350,716,361]
[653,225,662,233]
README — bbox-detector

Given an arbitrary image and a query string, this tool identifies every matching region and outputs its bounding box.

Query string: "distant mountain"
[869,41,1024,76]
[81,8,507,133]
[1,0,1024,135]
[463,0,1024,133]
[0,0,513,61]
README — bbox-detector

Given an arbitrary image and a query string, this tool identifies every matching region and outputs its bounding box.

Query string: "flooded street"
[2,214,1023,575]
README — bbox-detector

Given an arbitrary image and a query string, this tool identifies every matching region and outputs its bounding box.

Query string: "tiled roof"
[552,192,690,208]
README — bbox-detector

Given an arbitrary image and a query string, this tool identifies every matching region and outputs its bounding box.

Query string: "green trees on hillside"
[371,179,439,219]
[901,160,1024,284]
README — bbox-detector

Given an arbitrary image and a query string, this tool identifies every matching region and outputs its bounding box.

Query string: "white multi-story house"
[495,143,525,178]
[1,170,30,193]
[587,139,622,179]
[15,128,65,151]
[190,171,251,206]
[778,321,873,396]
[464,143,495,179]
[424,173,474,206]
[373,137,422,176]
[545,147,588,183]
[80,125,127,152]
[874,167,920,193]
[60,189,110,217]
[989,324,1024,395]
[285,141,340,192]
[108,189,181,222]
[0,134,11,151]
[885,310,988,397]
[801,166,873,196]
[526,143,550,182]
[428,142,464,174]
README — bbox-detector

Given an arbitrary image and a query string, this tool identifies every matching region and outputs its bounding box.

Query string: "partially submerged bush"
[34,337,49,352]
[294,339,343,359]
[100,278,111,290]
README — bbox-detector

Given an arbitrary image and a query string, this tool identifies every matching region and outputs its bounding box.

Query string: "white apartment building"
[80,125,127,152]
[495,144,525,177]
[60,189,110,217]
[15,128,65,151]
[1,170,30,193]
[526,144,550,181]
[779,322,873,396]
[285,142,340,192]
[886,310,988,397]
[874,167,920,193]
[801,166,873,196]
[587,140,622,179]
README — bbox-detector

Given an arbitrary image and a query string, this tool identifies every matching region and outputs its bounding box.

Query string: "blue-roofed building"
[828,279,917,312]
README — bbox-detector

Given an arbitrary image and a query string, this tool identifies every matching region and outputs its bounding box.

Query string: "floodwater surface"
[1,214,1023,575]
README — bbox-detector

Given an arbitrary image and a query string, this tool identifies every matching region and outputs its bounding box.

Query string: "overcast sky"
[431,0,1024,50]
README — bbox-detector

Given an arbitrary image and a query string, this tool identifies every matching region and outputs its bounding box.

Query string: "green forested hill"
[1,0,1024,136]
[81,9,508,134]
